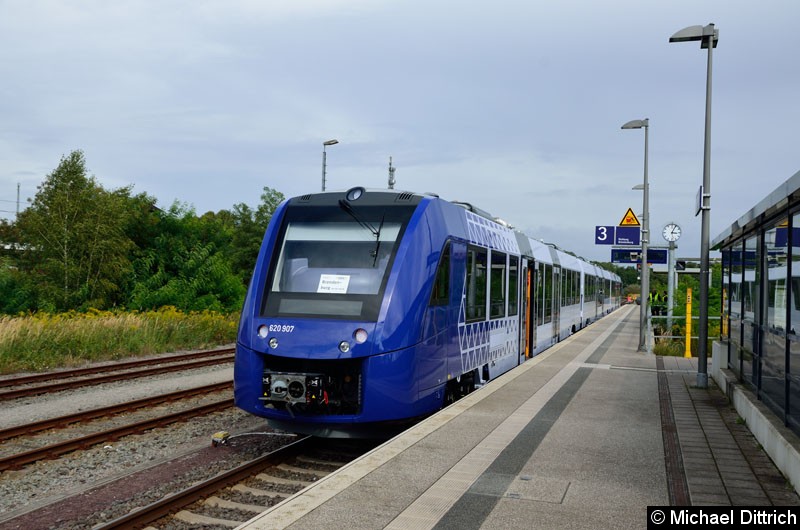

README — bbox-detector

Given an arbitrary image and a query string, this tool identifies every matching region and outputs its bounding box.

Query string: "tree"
[2,151,285,315]
[229,186,284,282]
[14,151,133,310]
[127,202,245,312]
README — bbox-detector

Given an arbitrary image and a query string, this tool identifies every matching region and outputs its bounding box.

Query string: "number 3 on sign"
[595,226,615,245]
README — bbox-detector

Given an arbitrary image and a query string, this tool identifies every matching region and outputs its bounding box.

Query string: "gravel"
[0,354,296,527]
[0,364,235,428]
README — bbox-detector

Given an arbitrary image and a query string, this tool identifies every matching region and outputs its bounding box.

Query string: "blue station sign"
[615,226,641,246]
[595,226,615,245]
[595,225,641,246]
[611,248,667,264]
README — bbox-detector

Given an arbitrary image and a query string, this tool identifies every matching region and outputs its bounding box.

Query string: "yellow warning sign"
[619,208,640,227]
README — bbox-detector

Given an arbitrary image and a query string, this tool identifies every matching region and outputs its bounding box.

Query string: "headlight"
[353,328,368,344]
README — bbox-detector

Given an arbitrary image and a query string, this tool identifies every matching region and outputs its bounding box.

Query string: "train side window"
[564,269,573,305]
[508,256,519,316]
[466,246,487,322]
[571,270,578,305]
[542,263,552,324]
[490,251,507,319]
[569,270,575,305]
[430,242,451,306]
[535,266,544,326]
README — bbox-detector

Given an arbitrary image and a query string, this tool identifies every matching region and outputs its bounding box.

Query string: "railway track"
[0,347,234,400]
[0,383,234,470]
[0,347,363,529]
[0,381,232,441]
[96,436,376,530]
[1,432,378,529]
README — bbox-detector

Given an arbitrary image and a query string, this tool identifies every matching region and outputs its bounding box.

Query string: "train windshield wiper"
[338,199,378,237]
[338,200,384,267]
[371,214,385,266]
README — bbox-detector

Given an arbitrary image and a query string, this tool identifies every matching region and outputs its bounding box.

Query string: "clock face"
[663,223,681,242]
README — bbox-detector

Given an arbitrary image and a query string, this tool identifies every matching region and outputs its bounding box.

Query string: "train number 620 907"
[268,324,295,333]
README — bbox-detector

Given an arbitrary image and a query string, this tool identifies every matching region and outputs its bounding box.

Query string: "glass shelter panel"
[789,213,800,432]
[721,249,730,341]
[729,243,744,377]
[741,235,759,389]
[762,222,788,413]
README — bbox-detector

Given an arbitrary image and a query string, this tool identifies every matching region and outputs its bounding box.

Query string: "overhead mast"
[388,157,396,189]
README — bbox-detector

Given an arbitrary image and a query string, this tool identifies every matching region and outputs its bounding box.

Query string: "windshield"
[272,222,401,296]
[261,202,414,320]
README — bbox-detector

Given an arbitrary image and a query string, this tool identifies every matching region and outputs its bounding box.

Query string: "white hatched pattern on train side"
[465,212,520,253]
[457,294,519,374]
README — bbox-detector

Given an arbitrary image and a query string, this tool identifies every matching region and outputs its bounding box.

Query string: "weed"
[0,308,238,374]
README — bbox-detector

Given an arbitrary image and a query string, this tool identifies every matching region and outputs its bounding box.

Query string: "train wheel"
[460,369,477,396]
[444,380,459,407]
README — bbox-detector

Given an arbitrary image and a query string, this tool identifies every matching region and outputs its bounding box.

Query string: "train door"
[527,260,538,357]
[520,262,527,359]
[520,259,536,359]
[552,266,561,340]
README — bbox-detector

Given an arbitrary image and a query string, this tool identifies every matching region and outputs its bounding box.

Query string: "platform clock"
[662,223,682,242]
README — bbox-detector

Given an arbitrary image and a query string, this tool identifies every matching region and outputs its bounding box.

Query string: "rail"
[95,436,317,530]
[0,398,233,470]
[0,354,234,400]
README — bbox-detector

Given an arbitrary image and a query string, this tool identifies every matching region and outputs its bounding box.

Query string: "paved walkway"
[661,355,800,506]
[240,306,800,530]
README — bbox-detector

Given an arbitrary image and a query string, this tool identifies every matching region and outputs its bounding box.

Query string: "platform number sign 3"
[595,225,614,245]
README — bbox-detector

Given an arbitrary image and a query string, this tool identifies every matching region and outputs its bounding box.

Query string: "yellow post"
[684,288,693,358]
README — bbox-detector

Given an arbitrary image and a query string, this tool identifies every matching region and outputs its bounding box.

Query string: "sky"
[1,0,798,264]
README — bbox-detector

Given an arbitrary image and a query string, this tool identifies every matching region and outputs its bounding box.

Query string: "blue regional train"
[234,187,621,437]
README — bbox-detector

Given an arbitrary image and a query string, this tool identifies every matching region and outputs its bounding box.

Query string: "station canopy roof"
[712,169,800,249]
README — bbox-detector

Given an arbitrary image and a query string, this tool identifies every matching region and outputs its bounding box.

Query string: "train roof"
[286,188,621,281]
[528,238,554,264]
[552,248,582,272]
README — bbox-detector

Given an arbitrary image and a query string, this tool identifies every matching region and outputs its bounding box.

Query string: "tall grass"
[652,338,686,357]
[0,307,238,374]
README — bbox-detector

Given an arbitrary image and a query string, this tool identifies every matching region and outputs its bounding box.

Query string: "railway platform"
[238,304,800,529]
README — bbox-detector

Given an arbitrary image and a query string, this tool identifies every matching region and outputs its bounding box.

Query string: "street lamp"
[670,23,718,389]
[622,118,650,353]
[321,139,339,191]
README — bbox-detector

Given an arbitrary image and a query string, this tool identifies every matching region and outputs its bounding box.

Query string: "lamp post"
[321,139,339,191]
[670,23,718,389]
[622,118,650,353]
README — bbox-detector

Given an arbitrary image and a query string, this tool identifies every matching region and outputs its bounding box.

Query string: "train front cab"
[234,190,443,437]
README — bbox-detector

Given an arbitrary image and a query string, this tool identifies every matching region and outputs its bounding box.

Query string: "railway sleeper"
[205,495,266,514]
[275,462,326,479]
[295,455,345,468]
[232,483,289,499]
[254,472,314,487]
[173,510,241,528]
